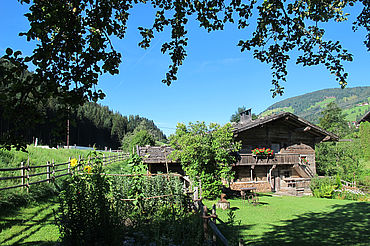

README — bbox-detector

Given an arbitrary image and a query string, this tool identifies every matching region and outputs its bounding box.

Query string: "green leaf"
[6,48,13,55]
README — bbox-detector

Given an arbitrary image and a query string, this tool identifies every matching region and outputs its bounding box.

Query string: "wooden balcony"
[234,153,301,166]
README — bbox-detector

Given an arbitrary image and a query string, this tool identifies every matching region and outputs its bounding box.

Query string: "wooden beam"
[294,126,311,132]
[322,135,331,142]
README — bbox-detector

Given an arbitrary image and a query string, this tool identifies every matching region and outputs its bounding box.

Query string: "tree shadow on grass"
[216,219,256,245]
[0,203,56,246]
[250,202,370,246]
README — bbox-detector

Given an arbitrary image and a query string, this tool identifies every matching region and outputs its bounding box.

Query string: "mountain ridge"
[260,86,370,123]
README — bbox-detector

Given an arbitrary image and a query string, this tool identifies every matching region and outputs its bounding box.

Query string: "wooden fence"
[0,152,129,192]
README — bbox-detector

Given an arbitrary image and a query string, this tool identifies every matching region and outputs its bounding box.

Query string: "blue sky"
[1,1,369,136]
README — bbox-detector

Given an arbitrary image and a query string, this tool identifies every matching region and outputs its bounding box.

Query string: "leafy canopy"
[169,122,241,198]
[2,0,369,149]
[319,101,349,137]
[121,129,156,152]
[10,0,368,100]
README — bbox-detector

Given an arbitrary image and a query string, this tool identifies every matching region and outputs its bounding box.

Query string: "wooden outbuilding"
[230,109,338,194]
[137,145,184,175]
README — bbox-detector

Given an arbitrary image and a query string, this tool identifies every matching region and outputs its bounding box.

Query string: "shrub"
[57,151,204,245]
[310,176,339,198]
[56,150,120,245]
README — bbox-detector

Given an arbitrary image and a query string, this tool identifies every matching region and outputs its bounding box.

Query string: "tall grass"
[0,146,88,212]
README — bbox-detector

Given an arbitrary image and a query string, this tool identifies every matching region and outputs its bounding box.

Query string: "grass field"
[204,195,370,245]
[1,193,369,245]
[0,146,89,168]
[0,198,59,246]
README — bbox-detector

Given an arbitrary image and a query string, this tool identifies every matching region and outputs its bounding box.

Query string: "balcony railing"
[235,153,301,166]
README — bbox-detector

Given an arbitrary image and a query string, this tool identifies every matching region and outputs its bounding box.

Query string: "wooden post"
[26,157,30,192]
[194,187,199,201]
[68,157,71,174]
[199,179,202,199]
[239,239,245,246]
[52,159,55,183]
[203,205,209,242]
[212,204,217,244]
[77,155,81,171]
[46,161,50,183]
[20,162,25,189]
[164,148,169,174]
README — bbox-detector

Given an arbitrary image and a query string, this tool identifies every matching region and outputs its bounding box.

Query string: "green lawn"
[1,193,369,245]
[204,195,370,245]
[0,199,59,246]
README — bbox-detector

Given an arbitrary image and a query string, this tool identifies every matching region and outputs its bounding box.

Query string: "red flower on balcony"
[252,148,274,156]
[301,157,309,165]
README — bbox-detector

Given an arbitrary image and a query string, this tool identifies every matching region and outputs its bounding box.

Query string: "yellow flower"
[70,158,78,167]
[84,165,92,173]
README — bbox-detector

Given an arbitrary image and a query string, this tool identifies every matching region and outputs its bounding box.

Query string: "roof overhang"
[233,112,339,142]
[358,111,370,124]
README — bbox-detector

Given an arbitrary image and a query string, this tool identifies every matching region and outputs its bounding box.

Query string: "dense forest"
[260,86,370,123]
[0,99,166,150]
[1,57,166,150]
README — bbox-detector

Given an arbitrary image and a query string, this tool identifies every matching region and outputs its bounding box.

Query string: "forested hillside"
[260,87,370,123]
[0,100,166,149]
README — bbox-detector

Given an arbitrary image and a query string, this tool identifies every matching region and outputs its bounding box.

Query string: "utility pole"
[67,118,70,148]
[66,106,70,149]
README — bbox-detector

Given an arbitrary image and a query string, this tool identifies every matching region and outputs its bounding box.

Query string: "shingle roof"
[137,146,176,163]
[233,112,339,141]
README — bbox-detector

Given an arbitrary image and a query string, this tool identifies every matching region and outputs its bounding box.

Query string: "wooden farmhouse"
[230,109,338,194]
[138,109,338,195]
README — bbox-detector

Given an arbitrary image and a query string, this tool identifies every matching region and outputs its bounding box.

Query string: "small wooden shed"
[137,145,184,175]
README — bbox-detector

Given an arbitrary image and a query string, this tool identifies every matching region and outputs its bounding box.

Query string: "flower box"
[252,148,274,158]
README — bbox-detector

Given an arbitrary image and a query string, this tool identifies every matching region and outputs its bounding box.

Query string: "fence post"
[203,205,209,242]
[78,155,81,171]
[52,159,55,183]
[46,161,50,183]
[20,162,25,189]
[68,157,71,174]
[199,179,202,199]
[194,187,199,201]
[26,157,30,192]
[239,239,245,246]
[212,204,217,244]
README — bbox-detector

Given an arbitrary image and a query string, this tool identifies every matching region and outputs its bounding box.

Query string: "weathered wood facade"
[231,109,338,194]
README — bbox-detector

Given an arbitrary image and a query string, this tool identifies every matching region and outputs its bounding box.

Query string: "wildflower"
[84,165,92,173]
[70,158,78,167]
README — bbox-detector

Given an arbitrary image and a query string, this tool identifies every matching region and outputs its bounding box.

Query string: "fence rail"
[0,152,129,192]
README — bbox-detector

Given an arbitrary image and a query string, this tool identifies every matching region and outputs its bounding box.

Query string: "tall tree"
[319,102,349,137]
[169,122,241,199]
